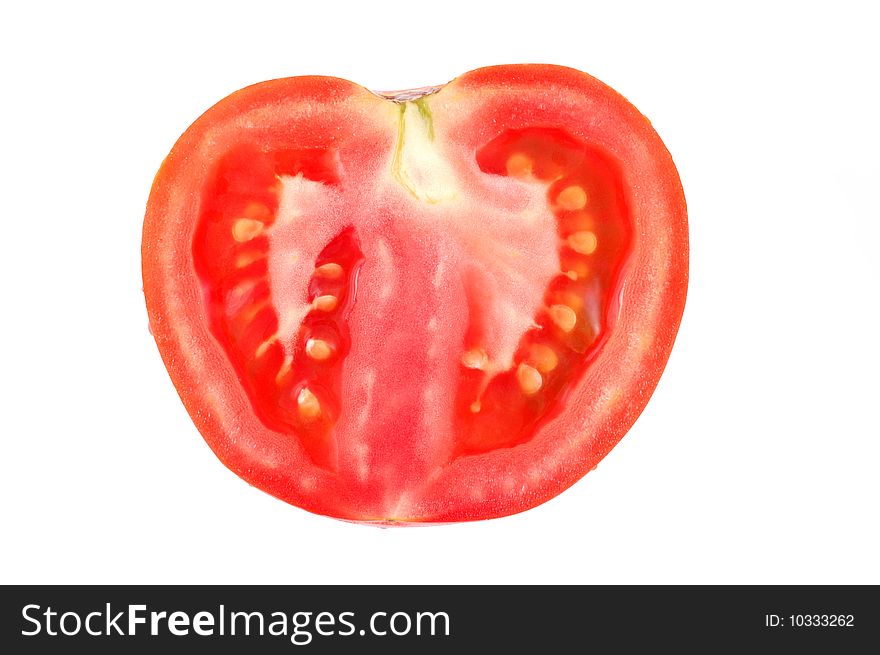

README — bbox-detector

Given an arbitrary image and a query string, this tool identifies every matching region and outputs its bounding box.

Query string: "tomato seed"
[549,304,577,332]
[312,295,338,312]
[461,348,489,370]
[527,343,559,373]
[242,202,272,221]
[297,387,322,419]
[314,262,344,279]
[556,185,588,211]
[305,338,334,361]
[516,363,543,395]
[505,152,534,179]
[232,218,265,242]
[567,230,598,255]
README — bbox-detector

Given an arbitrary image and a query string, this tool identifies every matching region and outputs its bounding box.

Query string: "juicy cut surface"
[192,95,632,488]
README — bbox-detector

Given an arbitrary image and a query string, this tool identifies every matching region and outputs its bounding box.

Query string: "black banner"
[1,585,876,652]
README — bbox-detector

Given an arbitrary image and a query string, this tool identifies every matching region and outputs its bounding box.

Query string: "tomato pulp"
[142,65,688,523]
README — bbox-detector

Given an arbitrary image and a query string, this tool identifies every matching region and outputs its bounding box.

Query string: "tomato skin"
[143,65,687,524]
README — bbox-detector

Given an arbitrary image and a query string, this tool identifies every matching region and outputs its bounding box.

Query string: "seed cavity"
[297,387,321,419]
[232,218,264,242]
[461,348,489,371]
[505,152,533,179]
[312,295,338,312]
[305,338,333,361]
[567,230,598,255]
[549,304,577,332]
[516,363,543,395]
[556,185,588,211]
[314,262,343,279]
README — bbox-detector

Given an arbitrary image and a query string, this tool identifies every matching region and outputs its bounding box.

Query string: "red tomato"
[142,64,688,523]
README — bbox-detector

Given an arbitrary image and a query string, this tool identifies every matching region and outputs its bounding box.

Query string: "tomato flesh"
[193,122,631,471]
[144,65,687,522]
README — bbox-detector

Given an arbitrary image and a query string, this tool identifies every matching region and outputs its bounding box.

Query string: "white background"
[1,1,878,585]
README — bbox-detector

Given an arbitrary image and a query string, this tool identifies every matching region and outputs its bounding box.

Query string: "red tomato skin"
[143,65,687,524]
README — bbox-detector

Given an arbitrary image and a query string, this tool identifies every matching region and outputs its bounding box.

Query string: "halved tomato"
[142,64,688,523]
